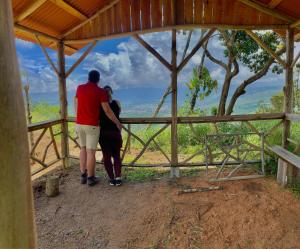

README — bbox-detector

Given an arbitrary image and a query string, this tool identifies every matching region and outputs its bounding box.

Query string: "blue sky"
[16,30,292,113]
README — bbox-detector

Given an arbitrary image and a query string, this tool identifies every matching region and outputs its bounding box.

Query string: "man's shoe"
[109,179,116,186]
[87,176,100,186]
[115,179,122,186]
[81,171,87,184]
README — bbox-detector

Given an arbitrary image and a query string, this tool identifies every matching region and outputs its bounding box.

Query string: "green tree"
[185,66,217,113]
[204,30,285,115]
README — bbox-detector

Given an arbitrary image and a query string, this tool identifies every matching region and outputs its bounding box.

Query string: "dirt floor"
[33,165,300,249]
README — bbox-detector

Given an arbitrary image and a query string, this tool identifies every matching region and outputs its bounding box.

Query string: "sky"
[16,29,296,114]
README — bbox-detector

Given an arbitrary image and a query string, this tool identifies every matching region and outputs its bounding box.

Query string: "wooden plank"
[194,0,204,24]
[131,0,141,30]
[150,0,162,28]
[163,0,173,26]
[140,0,151,29]
[114,3,122,33]
[285,113,299,123]
[63,0,120,37]
[209,175,264,182]
[184,0,194,24]
[0,0,37,247]
[49,0,87,21]
[15,0,47,22]
[277,158,284,184]
[270,145,300,169]
[246,30,286,67]
[176,0,185,24]
[28,119,63,131]
[120,0,131,32]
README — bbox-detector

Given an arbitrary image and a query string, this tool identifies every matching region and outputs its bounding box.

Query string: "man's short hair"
[88,70,100,83]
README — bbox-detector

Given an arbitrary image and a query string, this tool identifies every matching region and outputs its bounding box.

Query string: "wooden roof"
[12,0,300,55]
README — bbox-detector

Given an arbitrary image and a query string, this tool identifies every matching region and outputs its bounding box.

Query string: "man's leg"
[85,125,100,186]
[86,149,96,177]
[76,124,88,184]
[79,147,87,173]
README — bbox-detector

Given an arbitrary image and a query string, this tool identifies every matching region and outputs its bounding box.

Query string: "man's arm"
[101,102,122,130]
[74,96,78,117]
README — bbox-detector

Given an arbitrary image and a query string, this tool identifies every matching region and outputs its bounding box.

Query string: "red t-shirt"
[76,82,108,126]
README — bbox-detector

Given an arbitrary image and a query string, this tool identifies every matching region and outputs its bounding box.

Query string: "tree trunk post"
[170,29,180,178]
[283,28,296,184]
[0,0,37,247]
[57,41,69,168]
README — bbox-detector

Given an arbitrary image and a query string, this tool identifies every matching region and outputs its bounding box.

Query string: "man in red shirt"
[74,70,122,186]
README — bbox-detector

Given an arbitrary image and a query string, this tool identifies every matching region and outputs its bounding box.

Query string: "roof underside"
[12,0,300,55]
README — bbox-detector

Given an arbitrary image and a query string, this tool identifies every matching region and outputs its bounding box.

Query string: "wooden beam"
[292,51,300,68]
[35,35,59,75]
[283,28,294,149]
[15,23,59,42]
[66,41,97,77]
[64,24,289,44]
[170,29,179,177]
[290,19,300,29]
[246,30,286,67]
[177,28,216,72]
[50,0,87,21]
[0,0,37,248]
[57,41,69,168]
[133,35,172,71]
[238,0,295,23]
[15,0,47,22]
[268,0,283,8]
[63,0,120,37]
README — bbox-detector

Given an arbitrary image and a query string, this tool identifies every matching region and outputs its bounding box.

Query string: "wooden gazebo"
[1,0,300,248]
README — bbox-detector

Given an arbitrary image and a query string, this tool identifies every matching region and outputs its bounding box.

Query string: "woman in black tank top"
[99,86,123,186]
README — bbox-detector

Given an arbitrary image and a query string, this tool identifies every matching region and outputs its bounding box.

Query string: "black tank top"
[100,100,121,131]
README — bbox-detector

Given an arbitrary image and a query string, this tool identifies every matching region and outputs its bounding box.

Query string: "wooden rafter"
[63,0,120,37]
[268,0,283,8]
[177,28,216,72]
[246,30,286,67]
[50,0,87,21]
[292,51,300,68]
[15,23,59,42]
[35,35,59,75]
[290,20,300,28]
[66,40,97,77]
[238,0,294,23]
[133,35,172,71]
[15,0,47,22]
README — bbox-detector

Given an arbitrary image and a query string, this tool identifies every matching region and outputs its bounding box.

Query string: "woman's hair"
[103,85,113,94]
[88,70,100,83]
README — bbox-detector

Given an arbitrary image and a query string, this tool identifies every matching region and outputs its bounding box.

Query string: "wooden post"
[57,41,69,168]
[283,28,296,184]
[0,0,37,248]
[170,29,179,178]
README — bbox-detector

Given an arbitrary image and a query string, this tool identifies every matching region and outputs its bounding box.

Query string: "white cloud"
[15,39,34,49]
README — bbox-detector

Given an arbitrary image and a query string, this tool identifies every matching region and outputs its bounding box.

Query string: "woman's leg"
[99,132,115,180]
[112,132,123,178]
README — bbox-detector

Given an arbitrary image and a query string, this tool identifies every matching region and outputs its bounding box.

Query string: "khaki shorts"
[75,124,100,150]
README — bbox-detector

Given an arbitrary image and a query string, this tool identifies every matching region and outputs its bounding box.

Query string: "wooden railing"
[67,113,285,180]
[27,113,289,178]
[28,119,63,176]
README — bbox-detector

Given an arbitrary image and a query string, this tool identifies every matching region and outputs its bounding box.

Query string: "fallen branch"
[178,186,223,195]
